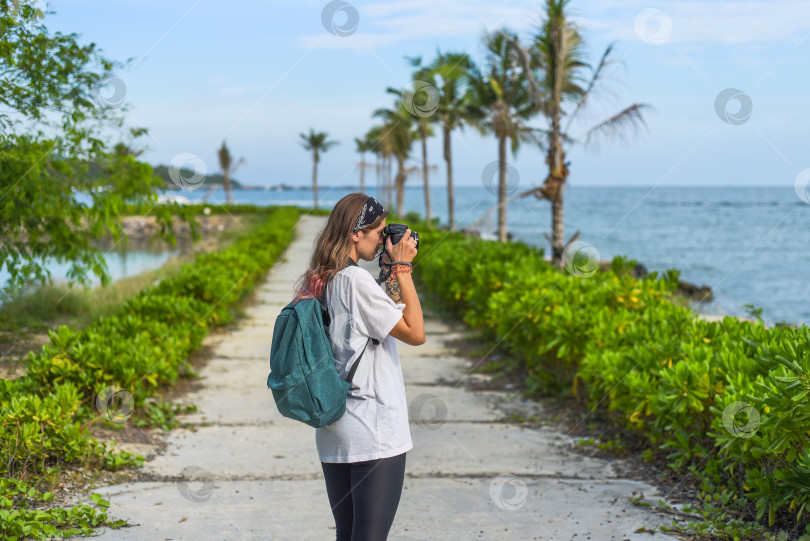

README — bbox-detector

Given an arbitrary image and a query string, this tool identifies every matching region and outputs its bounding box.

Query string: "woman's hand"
[387,229,417,263]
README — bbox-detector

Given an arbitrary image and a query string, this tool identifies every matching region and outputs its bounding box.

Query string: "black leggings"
[321,452,407,541]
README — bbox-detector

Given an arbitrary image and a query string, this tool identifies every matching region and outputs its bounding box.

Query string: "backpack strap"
[319,295,330,328]
[345,336,380,384]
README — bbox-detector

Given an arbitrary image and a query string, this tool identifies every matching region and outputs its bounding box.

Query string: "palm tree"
[365,124,397,210]
[372,103,414,217]
[217,139,245,205]
[467,29,542,242]
[299,129,339,210]
[504,0,651,268]
[387,56,438,223]
[354,136,374,192]
[429,50,479,231]
[364,125,390,207]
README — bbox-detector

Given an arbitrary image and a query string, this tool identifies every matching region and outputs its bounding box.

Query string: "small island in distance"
[153,165,362,192]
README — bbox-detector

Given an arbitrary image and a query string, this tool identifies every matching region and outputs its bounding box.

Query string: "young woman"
[292,193,425,541]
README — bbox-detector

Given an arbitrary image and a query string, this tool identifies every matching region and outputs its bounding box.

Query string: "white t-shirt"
[315,263,414,463]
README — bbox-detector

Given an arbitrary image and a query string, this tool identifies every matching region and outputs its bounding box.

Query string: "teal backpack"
[266,296,373,428]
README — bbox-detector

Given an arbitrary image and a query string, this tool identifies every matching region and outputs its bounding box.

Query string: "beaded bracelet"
[387,263,412,281]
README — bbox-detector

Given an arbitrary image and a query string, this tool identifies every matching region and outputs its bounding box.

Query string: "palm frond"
[499,31,544,106]
[298,128,339,153]
[521,125,549,152]
[563,40,621,133]
[404,55,423,68]
[582,103,652,152]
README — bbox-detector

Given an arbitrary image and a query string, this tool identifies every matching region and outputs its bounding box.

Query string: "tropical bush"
[1,205,301,537]
[414,226,810,538]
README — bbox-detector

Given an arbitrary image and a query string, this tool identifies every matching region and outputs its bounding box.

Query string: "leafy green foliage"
[0,479,123,540]
[135,399,198,431]
[0,1,203,298]
[414,227,810,535]
[1,205,300,536]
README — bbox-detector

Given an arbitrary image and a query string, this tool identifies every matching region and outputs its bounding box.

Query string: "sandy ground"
[83,215,691,540]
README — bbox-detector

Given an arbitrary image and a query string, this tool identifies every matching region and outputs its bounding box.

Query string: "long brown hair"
[292,193,388,302]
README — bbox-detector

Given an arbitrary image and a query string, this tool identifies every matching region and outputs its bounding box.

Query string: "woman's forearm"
[385,271,424,340]
[384,274,403,303]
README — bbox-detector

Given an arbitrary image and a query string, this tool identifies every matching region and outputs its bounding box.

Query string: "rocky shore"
[119,214,239,239]
[594,259,714,302]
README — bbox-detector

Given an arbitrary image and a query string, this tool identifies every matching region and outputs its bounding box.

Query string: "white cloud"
[300,0,810,52]
[299,0,537,52]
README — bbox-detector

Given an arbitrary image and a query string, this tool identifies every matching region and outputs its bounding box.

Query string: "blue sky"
[46,0,810,188]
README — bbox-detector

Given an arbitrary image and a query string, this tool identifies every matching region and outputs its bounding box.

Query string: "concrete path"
[91,215,687,540]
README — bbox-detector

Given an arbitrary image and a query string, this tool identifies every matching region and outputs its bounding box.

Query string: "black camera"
[376,223,419,283]
[382,223,419,252]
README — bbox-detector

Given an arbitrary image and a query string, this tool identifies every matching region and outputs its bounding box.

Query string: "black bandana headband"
[352,196,386,233]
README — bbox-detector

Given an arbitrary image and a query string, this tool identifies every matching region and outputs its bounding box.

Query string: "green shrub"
[414,225,810,536]
[1,205,301,537]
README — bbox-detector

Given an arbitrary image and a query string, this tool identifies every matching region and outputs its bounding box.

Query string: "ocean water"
[0,236,188,299]
[180,184,809,327]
